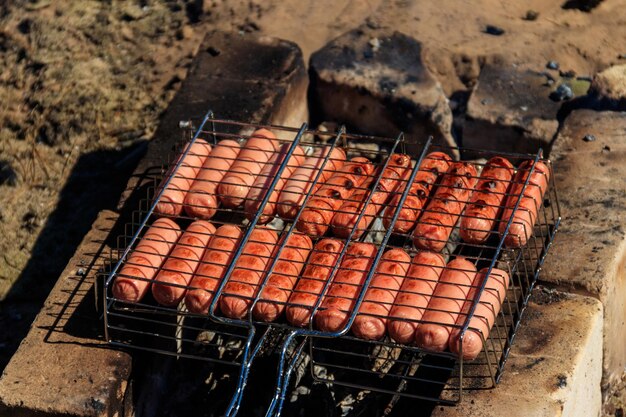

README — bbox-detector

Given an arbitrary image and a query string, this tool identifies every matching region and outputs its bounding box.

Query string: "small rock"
[602,145,611,153]
[523,10,539,20]
[583,134,596,142]
[368,37,381,52]
[484,25,505,36]
[76,268,86,276]
[550,84,573,101]
[559,69,576,78]
[546,60,560,70]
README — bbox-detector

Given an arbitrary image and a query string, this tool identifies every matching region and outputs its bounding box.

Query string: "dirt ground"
[0,0,624,415]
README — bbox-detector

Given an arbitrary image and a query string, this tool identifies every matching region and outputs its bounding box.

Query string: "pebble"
[368,38,381,52]
[550,84,574,101]
[583,134,596,142]
[484,25,505,36]
[524,10,539,20]
[559,69,576,78]
[546,60,560,70]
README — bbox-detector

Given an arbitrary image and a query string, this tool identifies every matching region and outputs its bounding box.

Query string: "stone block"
[309,26,457,157]
[541,109,626,385]
[464,63,561,155]
[433,289,603,417]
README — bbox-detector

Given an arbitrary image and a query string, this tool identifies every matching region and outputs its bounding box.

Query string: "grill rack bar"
[103,113,561,416]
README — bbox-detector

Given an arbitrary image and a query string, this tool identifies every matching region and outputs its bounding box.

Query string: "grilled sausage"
[244,143,306,224]
[449,267,509,360]
[217,129,278,208]
[285,238,345,327]
[112,218,181,303]
[155,139,212,216]
[184,224,243,314]
[184,140,241,219]
[387,251,446,344]
[296,157,375,237]
[151,220,216,307]
[220,227,279,319]
[332,154,411,239]
[351,248,411,340]
[460,157,515,244]
[499,160,550,247]
[413,162,478,252]
[252,232,313,322]
[277,146,347,220]
[382,152,452,234]
[315,242,377,332]
[414,257,477,351]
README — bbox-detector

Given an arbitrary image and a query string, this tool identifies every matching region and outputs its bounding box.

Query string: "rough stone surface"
[0,210,131,417]
[541,109,626,385]
[464,62,561,155]
[309,26,457,157]
[588,64,626,111]
[433,289,603,417]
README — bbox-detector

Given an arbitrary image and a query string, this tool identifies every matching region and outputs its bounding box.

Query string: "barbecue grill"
[103,110,561,417]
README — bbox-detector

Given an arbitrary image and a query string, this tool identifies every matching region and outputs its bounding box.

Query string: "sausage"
[314,242,377,332]
[244,143,306,224]
[112,218,181,303]
[184,224,243,314]
[332,154,411,239]
[277,146,347,220]
[387,251,446,344]
[351,248,411,340]
[217,129,278,208]
[184,140,241,219]
[414,257,477,351]
[382,152,452,234]
[413,162,478,252]
[252,232,313,322]
[151,220,216,307]
[155,139,212,216]
[285,238,345,327]
[460,157,515,244]
[219,227,278,319]
[499,160,550,247]
[449,267,509,360]
[296,157,375,237]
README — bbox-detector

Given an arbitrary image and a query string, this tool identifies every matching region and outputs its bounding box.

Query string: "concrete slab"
[433,289,603,417]
[541,109,626,385]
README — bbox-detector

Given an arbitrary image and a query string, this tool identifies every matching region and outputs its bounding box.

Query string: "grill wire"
[102,111,561,417]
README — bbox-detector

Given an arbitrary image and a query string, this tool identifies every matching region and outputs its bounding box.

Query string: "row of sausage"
[154,129,551,250]
[112,218,508,359]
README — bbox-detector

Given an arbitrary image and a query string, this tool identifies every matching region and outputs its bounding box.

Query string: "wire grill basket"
[103,111,561,416]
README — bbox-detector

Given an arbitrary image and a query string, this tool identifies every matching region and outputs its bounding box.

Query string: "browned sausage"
[296,157,375,237]
[219,227,279,319]
[386,251,446,344]
[244,143,306,224]
[413,162,478,252]
[252,232,313,322]
[285,238,345,327]
[314,243,377,332]
[460,157,515,244]
[499,160,550,247]
[351,248,411,340]
[382,152,452,234]
[184,140,241,219]
[151,220,216,307]
[277,146,347,220]
[112,218,182,303]
[331,154,411,239]
[414,257,477,351]
[155,139,212,216]
[184,224,243,314]
[449,267,509,360]
[217,129,278,208]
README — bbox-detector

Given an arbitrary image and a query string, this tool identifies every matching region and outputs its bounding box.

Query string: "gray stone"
[309,27,457,158]
[588,64,626,111]
[433,289,603,417]
[541,109,626,386]
[464,63,561,155]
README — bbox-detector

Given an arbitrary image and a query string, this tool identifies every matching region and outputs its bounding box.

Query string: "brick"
[541,109,626,385]
[433,289,603,417]
[309,26,457,157]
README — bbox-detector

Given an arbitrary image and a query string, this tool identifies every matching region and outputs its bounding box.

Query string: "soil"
[0,0,624,415]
